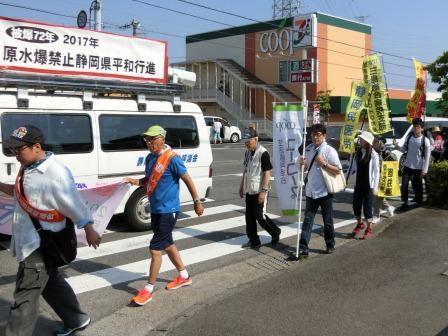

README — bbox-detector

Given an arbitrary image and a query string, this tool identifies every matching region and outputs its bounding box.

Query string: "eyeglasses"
[311,132,324,138]
[10,144,32,154]
[143,136,162,144]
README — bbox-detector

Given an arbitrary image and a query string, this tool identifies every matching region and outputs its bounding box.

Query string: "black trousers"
[245,193,280,244]
[6,249,88,336]
[401,166,423,204]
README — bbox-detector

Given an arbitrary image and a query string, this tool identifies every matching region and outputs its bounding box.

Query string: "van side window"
[99,115,199,151]
[1,113,93,156]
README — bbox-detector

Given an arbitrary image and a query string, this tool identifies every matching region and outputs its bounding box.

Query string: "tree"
[315,90,332,124]
[425,51,448,117]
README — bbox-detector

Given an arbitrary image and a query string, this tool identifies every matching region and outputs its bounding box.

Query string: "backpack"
[399,134,426,175]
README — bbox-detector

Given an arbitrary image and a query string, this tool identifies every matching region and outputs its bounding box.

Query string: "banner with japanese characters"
[0,16,167,83]
[272,103,305,216]
[362,54,392,135]
[377,161,401,198]
[406,58,427,122]
[0,182,130,246]
[339,81,367,154]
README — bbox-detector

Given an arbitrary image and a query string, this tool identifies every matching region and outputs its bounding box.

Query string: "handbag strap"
[304,151,318,185]
[18,174,44,233]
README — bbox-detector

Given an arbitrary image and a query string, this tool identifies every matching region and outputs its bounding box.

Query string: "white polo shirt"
[304,142,342,199]
[11,153,93,261]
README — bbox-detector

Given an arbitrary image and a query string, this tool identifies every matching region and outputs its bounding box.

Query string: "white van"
[204,116,241,143]
[0,86,213,231]
[382,116,448,163]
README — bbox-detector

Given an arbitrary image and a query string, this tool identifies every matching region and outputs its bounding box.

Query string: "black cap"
[247,128,258,139]
[4,125,44,148]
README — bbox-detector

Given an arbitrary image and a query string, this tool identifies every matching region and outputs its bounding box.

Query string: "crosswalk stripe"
[67,218,357,294]
[76,205,259,261]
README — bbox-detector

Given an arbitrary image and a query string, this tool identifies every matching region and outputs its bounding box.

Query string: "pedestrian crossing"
[64,200,357,295]
[0,199,357,296]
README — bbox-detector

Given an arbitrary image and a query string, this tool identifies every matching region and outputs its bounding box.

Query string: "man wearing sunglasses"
[0,125,101,336]
[124,125,204,306]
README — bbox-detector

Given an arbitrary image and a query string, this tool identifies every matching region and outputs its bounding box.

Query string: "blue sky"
[1,0,446,91]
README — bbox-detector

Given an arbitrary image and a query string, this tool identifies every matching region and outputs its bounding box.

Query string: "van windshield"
[382,121,410,139]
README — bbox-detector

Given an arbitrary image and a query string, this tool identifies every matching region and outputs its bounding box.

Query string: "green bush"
[427,160,448,209]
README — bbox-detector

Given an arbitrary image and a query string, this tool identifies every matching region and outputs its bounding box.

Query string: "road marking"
[77,204,248,260]
[68,218,357,294]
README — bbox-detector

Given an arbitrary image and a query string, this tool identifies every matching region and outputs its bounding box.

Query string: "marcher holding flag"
[124,125,204,306]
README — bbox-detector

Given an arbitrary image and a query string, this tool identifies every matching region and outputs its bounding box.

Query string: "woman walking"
[351,131,380,239]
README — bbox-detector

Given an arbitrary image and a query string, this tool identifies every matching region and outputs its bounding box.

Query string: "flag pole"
[293,101,308,259]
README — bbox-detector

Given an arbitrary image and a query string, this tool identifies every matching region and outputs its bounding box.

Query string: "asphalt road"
[0,140,426,336]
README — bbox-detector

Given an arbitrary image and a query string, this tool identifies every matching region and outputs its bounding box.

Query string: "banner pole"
[294,100,308,259]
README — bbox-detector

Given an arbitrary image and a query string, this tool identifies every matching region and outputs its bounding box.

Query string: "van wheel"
[230,133,240,143]
[125,188,152,231]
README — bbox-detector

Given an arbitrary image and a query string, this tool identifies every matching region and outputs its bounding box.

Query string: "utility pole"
[91,0,102,31]
[120,19,141,37]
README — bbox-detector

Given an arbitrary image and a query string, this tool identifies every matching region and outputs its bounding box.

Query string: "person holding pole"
[298,123,342,259]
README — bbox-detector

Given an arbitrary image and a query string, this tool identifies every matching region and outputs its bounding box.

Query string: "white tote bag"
[321,169,346,193]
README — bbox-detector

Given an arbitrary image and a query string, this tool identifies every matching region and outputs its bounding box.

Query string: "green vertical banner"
[272,103,304,216]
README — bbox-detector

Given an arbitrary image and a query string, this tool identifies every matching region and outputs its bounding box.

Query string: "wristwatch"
[323,162,327,168]
[194,199,201,204]
[261,187,269,192]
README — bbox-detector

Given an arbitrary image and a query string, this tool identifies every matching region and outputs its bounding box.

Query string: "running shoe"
[166,276,192,290]
[131,288,153,305]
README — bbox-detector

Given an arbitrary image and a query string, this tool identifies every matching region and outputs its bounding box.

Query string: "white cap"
[358,131,374,146]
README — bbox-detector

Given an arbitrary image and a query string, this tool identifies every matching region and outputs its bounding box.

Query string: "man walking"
[239,129,280,248]
[298,123,342,259]
[394,117,431,210]
[0,125,101,336]
[124,125,204,305]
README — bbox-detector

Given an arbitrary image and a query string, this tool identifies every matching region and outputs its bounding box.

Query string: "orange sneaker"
[166,276,192,290]
[131,288,153,305]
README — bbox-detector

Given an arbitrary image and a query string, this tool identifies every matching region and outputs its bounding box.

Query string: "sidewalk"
[164,207,448,336]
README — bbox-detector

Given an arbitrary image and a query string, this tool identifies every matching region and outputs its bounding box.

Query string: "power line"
[170,0,431,63]
[132,0,234,27]
[0,1,418,84]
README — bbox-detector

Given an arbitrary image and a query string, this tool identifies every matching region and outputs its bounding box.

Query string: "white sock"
[179,269,189,279]
[145,283,154,293]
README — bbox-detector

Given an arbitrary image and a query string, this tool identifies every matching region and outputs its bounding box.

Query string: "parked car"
[382,116,448,168]
[204,116,241,143]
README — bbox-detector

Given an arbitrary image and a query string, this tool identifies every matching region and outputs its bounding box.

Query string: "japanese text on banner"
[0,16,167,83]
[362,54,392,135]
[272,103,305,216]
[339,81,367,154]
[407,58,427,122]
[377,161,401,198]
[0,182,130,245]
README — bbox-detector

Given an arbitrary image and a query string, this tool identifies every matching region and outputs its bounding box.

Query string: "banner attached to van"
[0,182,130,245]
[272,103,305,216]
[0,16,167,83]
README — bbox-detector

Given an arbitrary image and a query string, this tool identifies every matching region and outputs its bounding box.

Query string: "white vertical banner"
[272,103,305,216]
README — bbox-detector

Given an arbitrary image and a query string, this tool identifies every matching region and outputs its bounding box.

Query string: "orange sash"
[15,168,65,222]
[146,149,177,198]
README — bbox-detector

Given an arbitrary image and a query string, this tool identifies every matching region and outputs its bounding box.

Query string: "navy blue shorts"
[150,213,178,251]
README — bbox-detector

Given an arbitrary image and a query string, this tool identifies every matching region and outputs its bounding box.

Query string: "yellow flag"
[377,161,401,198]
[339,81,367,154]
[362,54,392,135]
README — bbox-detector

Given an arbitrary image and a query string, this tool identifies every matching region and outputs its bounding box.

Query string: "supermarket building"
[178,12,442,134]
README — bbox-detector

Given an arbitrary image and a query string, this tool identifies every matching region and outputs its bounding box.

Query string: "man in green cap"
[124,125,204,305]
